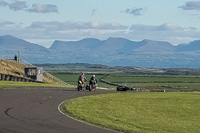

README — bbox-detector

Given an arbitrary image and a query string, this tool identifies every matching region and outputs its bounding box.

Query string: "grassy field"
[40,63,200,91]
[61,92,200,133]
[104,74,200,84]
[0,81,66,88]
[53,73,200,91]
[102,74,200,91]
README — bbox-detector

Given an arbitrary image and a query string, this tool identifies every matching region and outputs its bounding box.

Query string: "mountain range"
[0,35,200,68]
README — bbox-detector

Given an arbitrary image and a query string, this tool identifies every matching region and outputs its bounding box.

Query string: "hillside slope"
[0,59,25,77]
[0,59,60,84]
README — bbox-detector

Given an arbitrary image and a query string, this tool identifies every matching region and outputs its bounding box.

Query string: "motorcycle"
[77,80,86,91]
[77,80,97,92]
[89,80,97,91]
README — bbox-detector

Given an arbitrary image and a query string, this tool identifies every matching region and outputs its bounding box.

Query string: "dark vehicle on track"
[117,86,133,91]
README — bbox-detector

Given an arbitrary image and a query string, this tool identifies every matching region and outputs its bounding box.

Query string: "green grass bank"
[61,92,200,133]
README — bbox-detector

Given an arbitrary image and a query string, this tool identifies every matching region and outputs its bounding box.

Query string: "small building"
[24,67,43,82]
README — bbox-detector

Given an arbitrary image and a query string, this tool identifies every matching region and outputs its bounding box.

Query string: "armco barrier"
[1,74,5,81]
[0,73,41,83]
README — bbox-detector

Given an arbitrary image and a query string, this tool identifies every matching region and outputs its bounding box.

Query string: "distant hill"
[50,38,102,52]
[134,39,175,53]
[1,35,200,68]
[0,35,52,63]
[175,40,200,52]
[50,37,175,53]
[0,35,48,52]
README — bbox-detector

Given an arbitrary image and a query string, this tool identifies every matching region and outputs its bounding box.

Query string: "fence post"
[17,77,21,82]
[9,76,13,81]
[1,74,5,80]
[14,76,17,81]
[5,75,10,81]
[21,78,25,82]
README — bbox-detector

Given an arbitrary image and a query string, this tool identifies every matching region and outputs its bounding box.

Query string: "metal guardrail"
[0,73,42,83]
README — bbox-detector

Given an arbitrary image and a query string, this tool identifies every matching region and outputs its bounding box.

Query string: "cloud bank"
[0,18,14,26]
[29,21,128,30]
[129,22,199,44]
[27,3,58,13]
[0,18,199,47]
[0,0,8,6]
[0,1,58,13]
[179,1,200,10]
[8,1,27,11]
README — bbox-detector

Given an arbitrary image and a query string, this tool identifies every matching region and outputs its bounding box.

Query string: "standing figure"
[14,55,17,61]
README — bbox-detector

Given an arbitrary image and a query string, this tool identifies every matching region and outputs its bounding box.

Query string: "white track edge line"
[58,100,121,133]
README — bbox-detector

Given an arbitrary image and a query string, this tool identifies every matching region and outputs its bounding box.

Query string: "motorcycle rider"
[89,75,98,90]
[78,72,87,90]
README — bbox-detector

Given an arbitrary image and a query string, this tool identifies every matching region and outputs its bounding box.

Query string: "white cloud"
[9,1,27,11]
[1,1,58,13]
[0,20,199,47]
[155,23,184,31]
[0,0,8,6]
[29,21,128,30]
[130,23,185,32]
[122,7,146,16]
[27,3,58,13]
[179,1,200,10]
[0,18,14,26]
[129,23,200,45]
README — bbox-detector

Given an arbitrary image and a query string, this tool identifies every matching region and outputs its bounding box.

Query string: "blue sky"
[0,0,200,47]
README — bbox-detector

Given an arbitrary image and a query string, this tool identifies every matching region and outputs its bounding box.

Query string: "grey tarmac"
[0,87,118,133]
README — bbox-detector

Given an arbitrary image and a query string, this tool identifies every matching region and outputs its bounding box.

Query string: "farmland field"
[53,72,200,91]
[102,74,200,91]
[38,63,200,91]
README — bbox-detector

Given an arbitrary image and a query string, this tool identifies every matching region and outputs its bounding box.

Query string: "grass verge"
[61,92,200,133]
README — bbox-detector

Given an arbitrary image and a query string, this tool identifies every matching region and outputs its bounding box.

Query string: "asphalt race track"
[0,88,118,133]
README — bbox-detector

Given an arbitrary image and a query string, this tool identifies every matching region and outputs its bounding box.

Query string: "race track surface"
[0,88,118,133]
